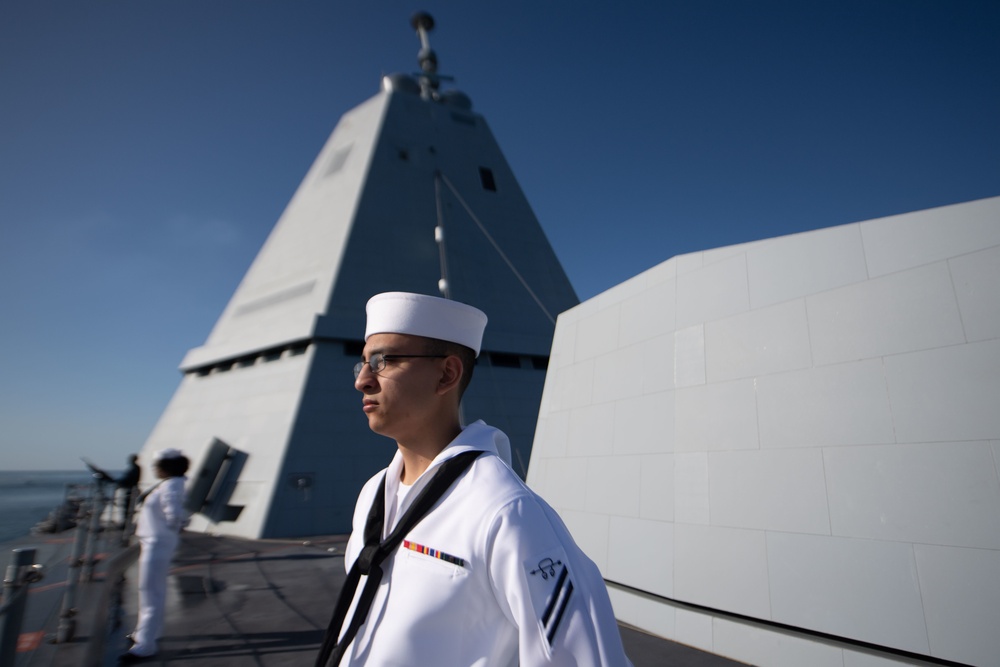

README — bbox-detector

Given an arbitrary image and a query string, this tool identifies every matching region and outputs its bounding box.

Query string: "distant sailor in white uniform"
[121,448,189,663]
[316,292,633,666]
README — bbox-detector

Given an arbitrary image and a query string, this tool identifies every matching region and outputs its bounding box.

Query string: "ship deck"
[6,530,748,666]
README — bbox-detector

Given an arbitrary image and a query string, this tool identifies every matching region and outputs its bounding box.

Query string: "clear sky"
[1,1,997,470]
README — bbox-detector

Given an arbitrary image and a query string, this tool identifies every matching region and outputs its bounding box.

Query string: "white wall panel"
[913,544,1000,666]
[620,277,676,347]
[559,359,595,410]
[612,389,674,455]
[674,608,715,653]
[642,331,677,394]
[825,442,1000,547]
[705,299,812,382]
[886,339,1000,442]
[713,616,845,667]
[675,379,758,452]
[531,408,569,458]
[746,223,868,309]
[709,449,831,534]
[843,650,940,666]
[674,325,706,387]
[608,516,673,597]
[675,251,704,276]
[585,455,641,516]
[674,453,710,525]
[606,587,676,638]
[807,262,965,366]
[756,359,895,448]
[574,303,621,361]
[674,524,771,618]
[676,253,750,329]
[767,532,929,654]
[592,343,645,404]
[639,453,674,521]
[565,401,615,456]
[949,244,1000,342]
[861,197,1000,278]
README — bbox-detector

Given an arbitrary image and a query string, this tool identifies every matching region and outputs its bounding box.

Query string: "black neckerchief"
[135,479,165,506]
[315,450,483,667]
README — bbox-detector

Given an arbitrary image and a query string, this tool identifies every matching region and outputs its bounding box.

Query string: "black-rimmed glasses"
[353,353,447,379]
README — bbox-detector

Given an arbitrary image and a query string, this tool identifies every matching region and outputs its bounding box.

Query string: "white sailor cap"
[365,292,488,357]
[153,448,185,462]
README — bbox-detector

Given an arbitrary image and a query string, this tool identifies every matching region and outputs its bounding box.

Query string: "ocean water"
[0,470,96,543]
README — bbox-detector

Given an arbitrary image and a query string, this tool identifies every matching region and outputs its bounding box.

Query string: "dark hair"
[155,456,190,478]
[421,337,477,398]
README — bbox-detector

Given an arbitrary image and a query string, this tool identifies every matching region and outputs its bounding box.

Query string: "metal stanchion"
[0,548,45,666]
[120,489,137,547]
[81,544,139,667]
[81,479,106,582]
[56,498,91,643]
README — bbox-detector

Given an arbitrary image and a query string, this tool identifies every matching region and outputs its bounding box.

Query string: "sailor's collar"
[381,420,509,534]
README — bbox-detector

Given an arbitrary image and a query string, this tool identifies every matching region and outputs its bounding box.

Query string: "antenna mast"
[411,11,441,100]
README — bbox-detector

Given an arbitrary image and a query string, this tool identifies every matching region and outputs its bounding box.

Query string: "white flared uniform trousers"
[131,533,179,656]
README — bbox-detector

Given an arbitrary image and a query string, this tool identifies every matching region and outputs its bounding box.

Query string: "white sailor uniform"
[130,475,188,657]
[337,420,633,666]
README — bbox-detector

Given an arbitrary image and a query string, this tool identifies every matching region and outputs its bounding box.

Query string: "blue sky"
[1,1,997,470]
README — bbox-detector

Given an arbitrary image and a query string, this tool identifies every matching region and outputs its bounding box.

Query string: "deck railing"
[0,547,45,666]
[0,475,139,664]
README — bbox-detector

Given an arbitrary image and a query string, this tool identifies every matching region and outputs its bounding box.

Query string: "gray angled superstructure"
[139,16,577,539]
[527,195,1000,666]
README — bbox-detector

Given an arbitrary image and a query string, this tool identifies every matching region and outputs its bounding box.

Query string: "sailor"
[114,454,142,525]
[120,448,190,663]
[316,292,633,666]
[85,453,142,525]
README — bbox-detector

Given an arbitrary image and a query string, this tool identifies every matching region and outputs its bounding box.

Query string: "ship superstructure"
[139,13,577,539]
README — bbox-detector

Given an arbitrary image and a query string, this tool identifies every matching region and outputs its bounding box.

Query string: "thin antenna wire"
[434,172,451,299]
[439,173,555,325]
[434,172,468,426]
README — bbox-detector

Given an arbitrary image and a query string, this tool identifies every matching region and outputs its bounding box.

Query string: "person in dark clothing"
[87,454,142,525]
[116,454,142,524]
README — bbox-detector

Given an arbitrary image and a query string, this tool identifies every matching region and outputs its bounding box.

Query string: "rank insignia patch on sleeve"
[525,550,575,646]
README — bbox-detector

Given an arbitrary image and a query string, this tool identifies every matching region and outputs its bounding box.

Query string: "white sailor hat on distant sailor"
[365,292,488,357]
[153,448,185,462]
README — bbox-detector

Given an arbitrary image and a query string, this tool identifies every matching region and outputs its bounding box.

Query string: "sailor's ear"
[436,355,463,395]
